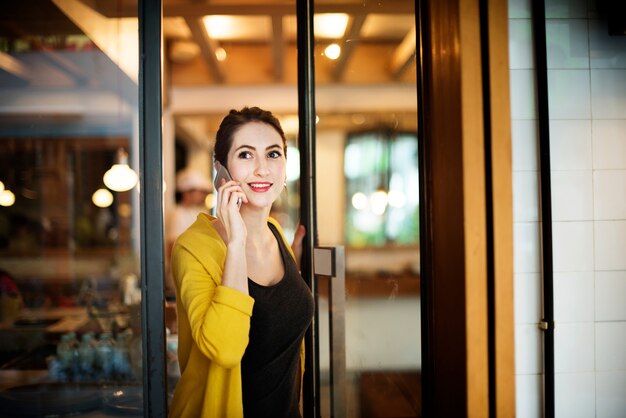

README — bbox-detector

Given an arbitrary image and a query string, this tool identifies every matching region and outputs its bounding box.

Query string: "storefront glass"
[0,1,146,416]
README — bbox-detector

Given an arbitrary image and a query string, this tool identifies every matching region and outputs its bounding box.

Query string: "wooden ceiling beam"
[0,51,32,82]
[91,0,413,18]
[331,13,366,82]
[390,25,416,79]
[271,14,284,82]
[184,16,225,83]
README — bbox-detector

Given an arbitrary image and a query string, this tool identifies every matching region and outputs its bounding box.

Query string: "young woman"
[168,107,314,418]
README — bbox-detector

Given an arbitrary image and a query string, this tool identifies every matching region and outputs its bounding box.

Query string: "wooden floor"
[359,372,422,418]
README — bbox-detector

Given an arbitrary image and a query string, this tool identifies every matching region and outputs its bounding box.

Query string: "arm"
[172,245,254,368]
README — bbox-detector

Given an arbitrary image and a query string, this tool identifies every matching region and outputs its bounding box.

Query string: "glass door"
[310,2,422,417]
[0,1,146,416]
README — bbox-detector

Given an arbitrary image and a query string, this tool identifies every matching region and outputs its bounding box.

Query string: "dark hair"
[214,106,287,168]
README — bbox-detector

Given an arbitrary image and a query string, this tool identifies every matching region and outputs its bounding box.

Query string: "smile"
[248,182,273,192]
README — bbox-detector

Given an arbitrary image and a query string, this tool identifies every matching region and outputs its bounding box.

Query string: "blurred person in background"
[164,169,213,326]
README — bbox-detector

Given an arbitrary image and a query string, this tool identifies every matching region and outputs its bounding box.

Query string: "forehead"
[231,122,282,147]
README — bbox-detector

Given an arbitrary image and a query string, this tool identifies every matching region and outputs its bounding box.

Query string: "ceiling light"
[352,192,368,210]
[324,43,341,60]
[0,181,4,192]
[103,148,138,192]
[215,47,227,62]
[203,15,270,41]
[0,189,15,207]
[92,188,114,208]
[314,14,349,39]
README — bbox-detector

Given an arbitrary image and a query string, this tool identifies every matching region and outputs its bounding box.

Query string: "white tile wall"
[512,3,626,416]
[514,273,542,324]
[555,372,596,418]
[510,69,538,119]
[554,322,595,372]
[515,324,544,374]
[513,171,540,222]
[546,19,590,69]
[548,69,591,119]
[596,322,626,371]
[595,271,626,321]
[550,119,592,170]
[514,222,542,273]
[552,221,594,272]
[593,170,626,220]
[554,271,594,322]
[512,120,539,170]
[596,372,626,418]
[589,20,626,69]
[592,120,626,169]
[516,374,543,418]
[508,0,532,19]
[509,19,535,69]
[551,171,593,221]
[594,220,626,271]
[545,0,588,18]
[590,69,626,119]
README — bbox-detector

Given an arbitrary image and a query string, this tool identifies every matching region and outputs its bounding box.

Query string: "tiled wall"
[510,0,626,416]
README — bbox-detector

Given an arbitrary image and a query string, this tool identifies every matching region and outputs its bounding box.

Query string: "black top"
[241,223,314,418]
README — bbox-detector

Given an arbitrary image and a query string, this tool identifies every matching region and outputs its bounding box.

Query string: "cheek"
[227,161,248,181]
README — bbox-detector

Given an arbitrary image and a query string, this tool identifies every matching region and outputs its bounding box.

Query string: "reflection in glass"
[0,2,144,416]
[314,1,421,416]
[345,132,419,247]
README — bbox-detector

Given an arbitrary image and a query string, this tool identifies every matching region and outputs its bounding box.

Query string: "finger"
[291,224,306,269]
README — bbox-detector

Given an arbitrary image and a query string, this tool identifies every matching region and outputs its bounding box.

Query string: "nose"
[254,159,270,177]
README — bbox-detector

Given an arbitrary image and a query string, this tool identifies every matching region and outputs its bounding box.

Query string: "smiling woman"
[168,107,313,418]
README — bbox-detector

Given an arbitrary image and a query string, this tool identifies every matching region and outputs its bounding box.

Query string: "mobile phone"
[214,165,242,208]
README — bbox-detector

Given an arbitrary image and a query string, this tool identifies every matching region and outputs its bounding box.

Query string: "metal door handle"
[314,246,346,418]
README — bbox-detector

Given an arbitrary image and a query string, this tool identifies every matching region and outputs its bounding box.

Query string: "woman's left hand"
[291,224,306,271]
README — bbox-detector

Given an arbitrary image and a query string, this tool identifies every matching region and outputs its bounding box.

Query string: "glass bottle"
[96,332,115,380]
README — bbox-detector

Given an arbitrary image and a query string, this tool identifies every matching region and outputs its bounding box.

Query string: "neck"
[240,206,273,243]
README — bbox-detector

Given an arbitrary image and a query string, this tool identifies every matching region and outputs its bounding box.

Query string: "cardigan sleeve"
[172,244,255,368]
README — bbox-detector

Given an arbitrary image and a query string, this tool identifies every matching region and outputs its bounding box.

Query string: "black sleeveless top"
[241,223,314,418]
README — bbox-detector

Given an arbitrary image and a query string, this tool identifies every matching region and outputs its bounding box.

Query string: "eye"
[237,150,253,159]
[268,150,282,159]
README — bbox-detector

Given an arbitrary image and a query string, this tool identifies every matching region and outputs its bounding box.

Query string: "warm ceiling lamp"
[92,188,114,208]
[215,47,227,62]
[203,15,269,40]
[314,14,349,39]
[103,148,138,192]
[324,43,341,60]
[0,189,15,207]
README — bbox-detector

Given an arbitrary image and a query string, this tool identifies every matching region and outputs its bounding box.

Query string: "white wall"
[510,0,626,416]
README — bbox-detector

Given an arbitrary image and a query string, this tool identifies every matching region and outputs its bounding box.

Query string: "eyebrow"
[235,144,283,152]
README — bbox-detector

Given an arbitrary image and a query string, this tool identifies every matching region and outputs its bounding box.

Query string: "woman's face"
[226,121,286,210]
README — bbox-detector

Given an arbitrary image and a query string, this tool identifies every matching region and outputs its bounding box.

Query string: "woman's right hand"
[215,179,248,244]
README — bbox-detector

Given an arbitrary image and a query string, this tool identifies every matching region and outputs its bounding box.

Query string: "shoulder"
[268,217,295,259]
[174,213,225,259]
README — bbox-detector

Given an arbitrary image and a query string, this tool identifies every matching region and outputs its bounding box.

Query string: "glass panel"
[0,2,143,416]
[313,1,421,416]
[163,1,299,415]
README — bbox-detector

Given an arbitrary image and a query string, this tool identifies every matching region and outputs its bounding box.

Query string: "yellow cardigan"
[168,214,304,418]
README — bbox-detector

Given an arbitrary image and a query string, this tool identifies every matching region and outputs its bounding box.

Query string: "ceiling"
[0,0,418,134]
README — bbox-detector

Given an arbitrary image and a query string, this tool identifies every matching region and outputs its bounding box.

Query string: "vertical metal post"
[297,0,319,417]
[139,0,167,416]
[531,1,555,417]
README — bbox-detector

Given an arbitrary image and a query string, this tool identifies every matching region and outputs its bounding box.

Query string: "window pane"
[0,2,144,416]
